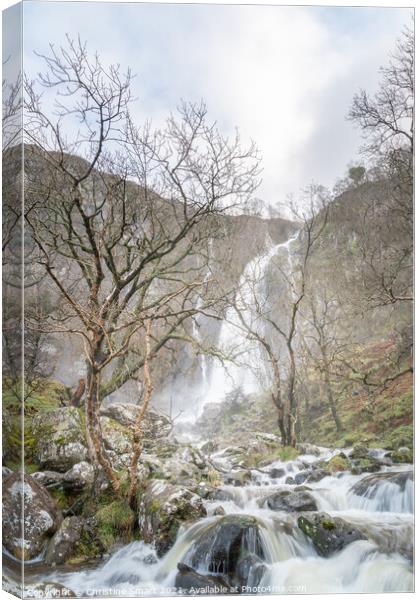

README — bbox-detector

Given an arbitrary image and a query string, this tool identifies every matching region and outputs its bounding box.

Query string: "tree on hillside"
[348,165,366,187]
[348,24,413,309]
[349,24,413,162]
[301,293,351,433]
[23,37,260,493]
[225,186,330,446]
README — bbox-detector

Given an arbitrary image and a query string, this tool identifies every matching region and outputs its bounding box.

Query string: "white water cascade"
[201,232,299,407]
[33,445,413,596]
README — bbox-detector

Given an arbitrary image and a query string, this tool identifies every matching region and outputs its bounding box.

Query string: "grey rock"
[62,461,95,491]
[31,471,64,487]
[138,480,206,557]
[213,505,226,516]
[294,471,310,485]
[45,516,84,565]
[260,490,317,512]
[32,407,88,472]
[297,443,322,456]
[236,553,267,588]
[306,469,329,483]
[350,470,413,497]
[298,512,367,557]
[269,467,285,479]
[182,515,266,587]
[100,403,172,446]
[2,472,62,560]
[175,563,233,594]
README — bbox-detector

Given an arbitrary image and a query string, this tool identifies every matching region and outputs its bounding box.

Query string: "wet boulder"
[294,485,313,492]
[193,482,219,500]
[268,467,286,479]
[259,490,317,512]
[350,457,381,475]
[32,407,88,472]
[294,470,310,485]
[175,563,233,594]
[350,470,413,497]
[297,512,367,557]
[236,554,267,588]
[2,472,62,560]
[182,515,266,587]
[306,468,329,483]
[45,516,85,565]
[213,506,226,516]
[138,480,206,557]
[223,470,252,487]
[207,488,236,503]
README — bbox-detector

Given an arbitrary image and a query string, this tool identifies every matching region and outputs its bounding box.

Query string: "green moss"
[69,529,102,563]
[206,468,221,486]
[390,448,413,464]
[322,519,336,530]
[327,455,351,473]
[50,487,71,511]
[95,500,135,550]
[276,446,300,462]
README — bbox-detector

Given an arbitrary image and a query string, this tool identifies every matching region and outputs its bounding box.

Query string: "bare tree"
[348,24,413,309]
[349,24,413,161]
[301,293,349,433]
[23,37,260,492]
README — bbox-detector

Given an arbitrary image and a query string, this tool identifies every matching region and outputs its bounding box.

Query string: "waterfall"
[39,445,413,596]
[201,231,299,407]
[192,291,210,401]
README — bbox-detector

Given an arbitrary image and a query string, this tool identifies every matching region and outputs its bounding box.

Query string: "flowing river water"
[16,445,413,596]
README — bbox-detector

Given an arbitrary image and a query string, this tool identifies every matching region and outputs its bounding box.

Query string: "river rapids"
[17,445,413,596]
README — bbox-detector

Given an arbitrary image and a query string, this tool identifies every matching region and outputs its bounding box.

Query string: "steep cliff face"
[3,145,298,411]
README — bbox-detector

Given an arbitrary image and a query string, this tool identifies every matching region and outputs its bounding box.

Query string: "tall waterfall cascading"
[200,232,299,408]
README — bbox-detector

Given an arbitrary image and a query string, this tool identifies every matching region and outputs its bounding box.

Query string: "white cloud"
[22,2,412,209]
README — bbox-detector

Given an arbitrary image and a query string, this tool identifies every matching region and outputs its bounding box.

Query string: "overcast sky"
[17,2,413,209]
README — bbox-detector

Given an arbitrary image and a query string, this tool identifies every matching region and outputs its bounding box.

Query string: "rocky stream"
[3,434,413,597]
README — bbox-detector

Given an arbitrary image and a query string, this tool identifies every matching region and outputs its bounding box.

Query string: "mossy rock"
[349,445,369,460]
[390,447,413,464]
[327,454,351,473]
[138,480,206,557]
[297,512,367,557]
[32,407,88,472]
[350,457,381,474]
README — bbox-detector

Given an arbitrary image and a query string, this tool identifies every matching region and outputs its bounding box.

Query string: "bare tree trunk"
[127,320,154,508]
[285,344,298,447]
[323,363,343,433]
[86,345,121,495]
[269,354,287,442]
